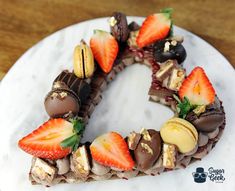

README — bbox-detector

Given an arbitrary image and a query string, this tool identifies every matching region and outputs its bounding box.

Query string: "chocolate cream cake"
[18,9,226,187]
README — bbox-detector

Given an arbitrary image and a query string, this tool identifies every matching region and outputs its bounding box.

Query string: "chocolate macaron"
[110,12,130,43]
[186,97,225,132]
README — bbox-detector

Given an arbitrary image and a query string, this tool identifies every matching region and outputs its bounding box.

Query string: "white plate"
[0,17,235,191]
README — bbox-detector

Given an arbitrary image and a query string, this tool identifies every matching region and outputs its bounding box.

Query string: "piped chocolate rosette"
[18,9,225,186]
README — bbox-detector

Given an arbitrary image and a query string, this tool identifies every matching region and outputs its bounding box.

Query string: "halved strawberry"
[137,11,172,48]
[90,132,135,171]
[179,67,215,105]
[18,118,84,159]
[90,30,118,73]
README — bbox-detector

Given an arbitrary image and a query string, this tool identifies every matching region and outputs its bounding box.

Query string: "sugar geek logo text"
[207,167,225,183]
[192,167,225,183]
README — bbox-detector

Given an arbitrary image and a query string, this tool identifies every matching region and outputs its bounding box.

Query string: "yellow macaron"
[160,117,198,153]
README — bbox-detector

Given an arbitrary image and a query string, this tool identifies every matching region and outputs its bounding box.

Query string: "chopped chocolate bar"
[162,143,177,169]
[70,146,90,180]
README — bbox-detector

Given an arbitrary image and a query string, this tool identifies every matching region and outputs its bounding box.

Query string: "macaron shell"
[83,45,95,78]
[111,12,129,42]
[74,45,85,78]
[160,118,198,153]
[167,118,198,141]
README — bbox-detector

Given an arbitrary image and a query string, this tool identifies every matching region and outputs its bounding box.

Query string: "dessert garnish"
[18,118,84,159]
[136,8,173,48]
[90,132,135,170]
[74,40,95,78]
[90,30,118,73]
[179,66,215,105]
[186,97,225,132]
[134,129,162,170]
[174,66,216,118]
[110,12,130,43]
[160,117,198,153]
[162,143,177,169]
[70,145,90,180]
[173,95,196,118]
[153,39,186,63]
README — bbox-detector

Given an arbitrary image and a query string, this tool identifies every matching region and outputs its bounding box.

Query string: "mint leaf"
[173,95,197,118]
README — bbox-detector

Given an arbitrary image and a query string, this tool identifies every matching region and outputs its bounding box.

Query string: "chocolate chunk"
[153,39,186,64]
[134,129,162,170]
[44,89,80,118]
[53,70,91,104]
[155,60,176,81]
[110,12,130,43]
[148,87,175,99]
[78,81,91,104]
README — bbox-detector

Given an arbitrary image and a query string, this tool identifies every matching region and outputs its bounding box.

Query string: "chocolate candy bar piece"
[163,143,177,169]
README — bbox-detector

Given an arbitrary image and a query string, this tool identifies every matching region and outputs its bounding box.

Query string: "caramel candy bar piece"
[168,68,185,91]
[127,131,141,150]
[163,143,177,169]
[70,145,90,180]
[30,157,57,186]
[155,60,175,81]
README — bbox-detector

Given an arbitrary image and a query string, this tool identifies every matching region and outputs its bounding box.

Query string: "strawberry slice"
[137,11,172,48]
[179,67,215,105]
[18,118,84,159]
[90,30,118,73]
[90,132,135,171]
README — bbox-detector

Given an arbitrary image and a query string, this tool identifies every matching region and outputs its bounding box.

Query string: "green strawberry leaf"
[60,134,78,148]
[160,7,173,17]
[169,21,174,37]
[61,118,85,151]
[72,135,81,151]
[161,8,174,37]
[173,95,197,118]
[70,117,85,134]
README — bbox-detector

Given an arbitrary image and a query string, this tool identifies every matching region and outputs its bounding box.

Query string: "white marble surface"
[0,17,235,191]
